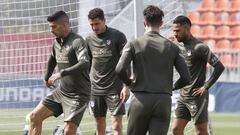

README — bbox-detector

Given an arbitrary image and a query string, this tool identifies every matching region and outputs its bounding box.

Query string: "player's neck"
[98,25,107,35]
[183,34,193,44]
[62,28,71,39]
[145,26,160,33]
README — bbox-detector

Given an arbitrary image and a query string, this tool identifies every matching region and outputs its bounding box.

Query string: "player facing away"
[86,8,130,135]
[27,11,91,135]
[171,16,225,135]
[115,5,191,135]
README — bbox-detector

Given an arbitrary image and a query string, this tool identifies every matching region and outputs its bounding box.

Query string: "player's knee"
[96,117,106,130]
[29,112,41,124]
[64,123,78,135]
[112,121,122,132]
[172,126,183,135]
[64,128,76,135]
[195,126,208,135]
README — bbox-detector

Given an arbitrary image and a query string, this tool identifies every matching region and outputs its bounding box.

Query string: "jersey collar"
[145,31,160,36]
[97,25,109,38]
[56,31,73,46]
[183,36,196,47]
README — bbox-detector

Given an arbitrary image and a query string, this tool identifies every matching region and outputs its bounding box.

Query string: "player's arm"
[60,38,90,77]
[116,42,133,102]
[117,31,127,55]
[173,47,191,90]
[192,44,225,96]
[204,61,224,89]
[116,31,132,79]
[115,32,130,102]
[197,45,225,89]
[115,42,133,86]
[85,38,93,68]
[44,46,57,88]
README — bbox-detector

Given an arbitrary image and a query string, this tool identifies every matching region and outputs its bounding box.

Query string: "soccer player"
[171,16,225,135]
[86,8,129,135]
[27,11,91,135]
[115,5,191,135]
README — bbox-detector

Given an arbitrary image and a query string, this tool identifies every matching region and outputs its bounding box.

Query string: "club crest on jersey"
[105,40,112,46]
[187,50,192,56]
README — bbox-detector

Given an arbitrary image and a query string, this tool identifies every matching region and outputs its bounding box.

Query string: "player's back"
[131,31,179,95]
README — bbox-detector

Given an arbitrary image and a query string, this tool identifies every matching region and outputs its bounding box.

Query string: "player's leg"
[172,118,189,135]
[111,115,123,135]
[89,95,108,135]
[28,103,54,135]
[193,97,209,135]
[106,94,125,135]
[148,94,171,135]
[62,94,89,135]
[207,117,213,135]
[195,122,208,135]
[172,100,191,135]
[95,117,107,135]
[63,122,79,135]
[28,91,63,135]
[127,93,150,135]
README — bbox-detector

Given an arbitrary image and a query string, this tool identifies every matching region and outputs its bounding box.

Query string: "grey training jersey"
[86,27,127,95]
[117,31,189,95]
[177,37,219,100]
[48,32,91,97]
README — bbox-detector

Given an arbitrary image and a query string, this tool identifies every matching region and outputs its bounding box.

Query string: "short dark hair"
[143,5,164,27]
[88,8,105,20]
[47,10,69,23]
[173,16,192,27]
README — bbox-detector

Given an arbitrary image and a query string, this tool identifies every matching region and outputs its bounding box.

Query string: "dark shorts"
[174,95,209,124]
[42,90,89,126]
[89,94,125,117]
[127,92,172,135]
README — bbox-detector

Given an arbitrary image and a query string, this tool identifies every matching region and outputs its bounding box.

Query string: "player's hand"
[192,86,208,97]
[49,72,62,83]
[47,72,62,89]
[168,36,175,41]
[120,85,130,103]
[44,80,56,89]
[168,35,178,42]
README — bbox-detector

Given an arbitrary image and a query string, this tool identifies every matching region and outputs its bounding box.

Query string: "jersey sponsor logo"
[92,48,112,58]
[56,54,69,63]
[56,50,69,63]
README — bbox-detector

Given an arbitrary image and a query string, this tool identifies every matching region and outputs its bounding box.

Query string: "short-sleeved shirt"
[51,32,91,97]
[177,37,219,100]
[86,27,127,95]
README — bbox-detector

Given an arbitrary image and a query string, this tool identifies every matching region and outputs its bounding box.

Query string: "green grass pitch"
[0,108,239,135]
